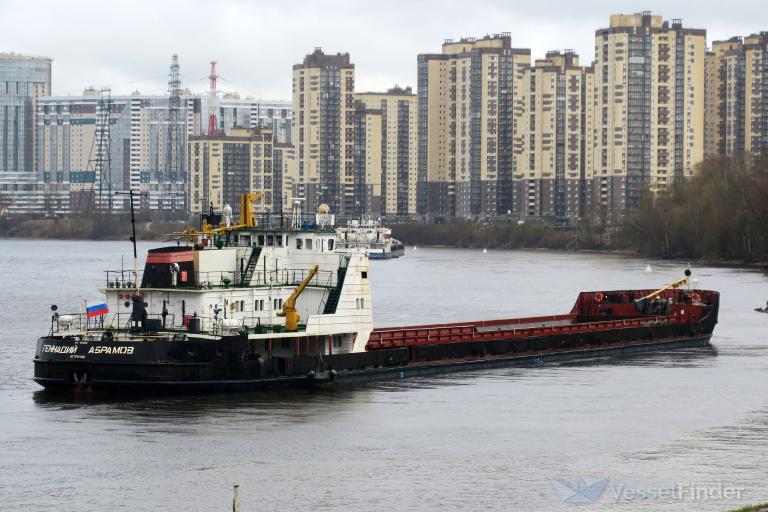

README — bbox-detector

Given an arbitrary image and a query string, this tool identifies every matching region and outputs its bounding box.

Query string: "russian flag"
[86,302,109,318]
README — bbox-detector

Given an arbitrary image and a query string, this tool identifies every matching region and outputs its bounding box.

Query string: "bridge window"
[296,238,303,249]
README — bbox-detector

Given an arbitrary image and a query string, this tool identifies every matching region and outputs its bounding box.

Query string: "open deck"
[367,288,718,350]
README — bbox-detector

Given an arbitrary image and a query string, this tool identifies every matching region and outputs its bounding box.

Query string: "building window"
[296,238,303,249]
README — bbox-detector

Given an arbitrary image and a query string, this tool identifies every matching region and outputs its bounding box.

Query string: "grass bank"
[727,504,768,512]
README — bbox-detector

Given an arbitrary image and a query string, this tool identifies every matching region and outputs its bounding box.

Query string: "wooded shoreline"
[1,156,766,266]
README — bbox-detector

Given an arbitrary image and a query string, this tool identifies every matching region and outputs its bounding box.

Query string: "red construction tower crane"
[208,60,220,136]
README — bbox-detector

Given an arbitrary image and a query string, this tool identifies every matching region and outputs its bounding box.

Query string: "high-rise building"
[355,86,418,218]
[516,51,594,222]
[0,52,53,214]
[417,34,531,221]
[705,33,768,162]
[271,142,292,214]
[593,13,706,217]
[352,100,383,217]
[36,90,202,213]
[290,48,355,215]
[206,94,292,143]
[188,127,277,217]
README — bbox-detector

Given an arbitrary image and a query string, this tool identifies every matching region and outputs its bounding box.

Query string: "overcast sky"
[3,0,767,101]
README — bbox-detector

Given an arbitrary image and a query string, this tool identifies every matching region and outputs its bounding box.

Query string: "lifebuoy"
[594,292,604,302]
[692,293,701,303]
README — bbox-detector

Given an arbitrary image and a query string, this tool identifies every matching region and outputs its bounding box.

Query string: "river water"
[1,240,767,511]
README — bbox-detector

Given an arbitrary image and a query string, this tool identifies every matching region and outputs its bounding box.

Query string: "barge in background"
[33,195,719,394]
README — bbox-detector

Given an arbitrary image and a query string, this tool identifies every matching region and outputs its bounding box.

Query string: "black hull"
[34,320,716,395]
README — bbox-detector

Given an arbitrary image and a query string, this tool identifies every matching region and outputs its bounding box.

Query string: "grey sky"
[3,0,766,100]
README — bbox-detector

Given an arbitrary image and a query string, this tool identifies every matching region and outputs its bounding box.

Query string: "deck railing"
[104,268,335,290]
[49,311,298,337]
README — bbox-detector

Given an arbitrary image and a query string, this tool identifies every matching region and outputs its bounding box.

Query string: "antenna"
[165,54,183,214]
[208,60,220,136]
[95,88,113,212]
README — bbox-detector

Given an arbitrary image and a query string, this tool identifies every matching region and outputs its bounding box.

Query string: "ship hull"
[33,319,716,394]
[368,251,395,260]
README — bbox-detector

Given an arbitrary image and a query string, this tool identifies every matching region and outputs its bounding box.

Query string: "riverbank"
[391,223,768,269]
[728,504,768,512]
[391,222,594,251]
[2,217,765,268]
[0,217,184,241]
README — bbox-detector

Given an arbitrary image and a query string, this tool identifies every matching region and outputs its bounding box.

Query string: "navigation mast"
[115,190,147,294]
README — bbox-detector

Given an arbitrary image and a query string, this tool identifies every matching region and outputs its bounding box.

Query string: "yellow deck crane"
[640,268,692,301]
[277,264,320,331]
[633,269,692,315]
[167,193,263,240]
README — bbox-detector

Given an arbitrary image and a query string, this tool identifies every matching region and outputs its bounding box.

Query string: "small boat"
[335,217,404,260]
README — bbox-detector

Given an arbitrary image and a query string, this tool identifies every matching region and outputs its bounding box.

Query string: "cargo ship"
[34,195,719,394]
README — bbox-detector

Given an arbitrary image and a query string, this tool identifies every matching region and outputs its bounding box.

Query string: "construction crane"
[207,61,220,136]
[277,265,320,331]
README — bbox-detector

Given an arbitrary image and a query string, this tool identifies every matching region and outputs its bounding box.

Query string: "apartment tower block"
[593,13,706,217]
[290,48,355,215]
[417,34,531,221]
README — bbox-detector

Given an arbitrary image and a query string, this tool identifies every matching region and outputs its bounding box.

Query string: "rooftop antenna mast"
[165,54,183,214]
[207,60,220,136]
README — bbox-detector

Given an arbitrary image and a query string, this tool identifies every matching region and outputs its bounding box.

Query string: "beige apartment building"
[593,13,706,217]
[352,101,383,216]
[188,127,276,217]
[417,34,531,220]
[355,86,418,218]
[516,51,594,221]
[706,32,768,162]
[289,48,355,216]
